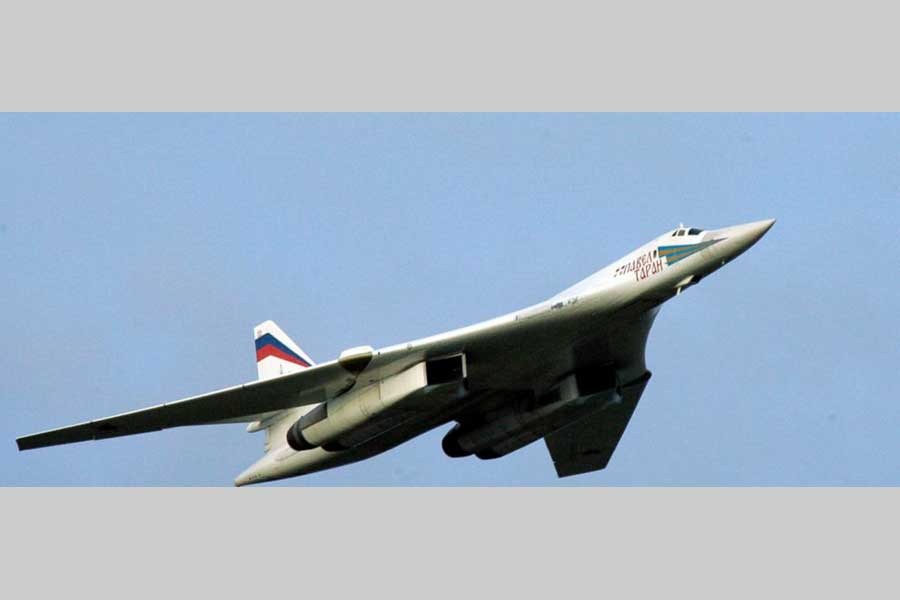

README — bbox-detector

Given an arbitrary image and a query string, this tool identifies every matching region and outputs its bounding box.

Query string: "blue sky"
[2,113,896,485]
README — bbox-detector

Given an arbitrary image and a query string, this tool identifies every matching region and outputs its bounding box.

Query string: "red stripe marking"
[256,344,310,367]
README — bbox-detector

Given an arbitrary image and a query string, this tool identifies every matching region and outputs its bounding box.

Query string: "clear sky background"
[2,113,896,486]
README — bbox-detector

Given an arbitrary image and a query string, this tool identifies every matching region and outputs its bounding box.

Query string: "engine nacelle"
[442,364,622,459]
[287,354,466,452]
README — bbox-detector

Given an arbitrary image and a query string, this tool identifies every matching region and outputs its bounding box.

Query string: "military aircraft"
[17,219,775,485]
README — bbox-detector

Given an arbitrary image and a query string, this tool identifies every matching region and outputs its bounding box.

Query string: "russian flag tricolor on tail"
[254,320,315,380]
[255,333,311,367]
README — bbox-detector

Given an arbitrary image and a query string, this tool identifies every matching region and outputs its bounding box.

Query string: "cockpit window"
[688,228,703,235]
[676,230,686,236]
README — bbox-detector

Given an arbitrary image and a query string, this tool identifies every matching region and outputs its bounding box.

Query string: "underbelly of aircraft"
[242,306,659,484]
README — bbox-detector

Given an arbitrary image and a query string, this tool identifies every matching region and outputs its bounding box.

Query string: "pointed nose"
[739,218,776,244]
[705,218,775,265]
[717,218,775,251]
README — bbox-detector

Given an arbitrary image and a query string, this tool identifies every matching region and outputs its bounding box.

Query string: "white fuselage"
[235,220,775,485]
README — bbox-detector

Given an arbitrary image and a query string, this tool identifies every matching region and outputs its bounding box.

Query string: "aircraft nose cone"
[720,218,776,250]
[706,218,775,265]
[737,218,775,248]
[744,218,776,242]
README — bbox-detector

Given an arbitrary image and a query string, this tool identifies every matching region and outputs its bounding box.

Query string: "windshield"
[672,227,704,237]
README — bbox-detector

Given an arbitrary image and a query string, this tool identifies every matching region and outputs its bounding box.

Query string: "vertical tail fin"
[253,320,315,380]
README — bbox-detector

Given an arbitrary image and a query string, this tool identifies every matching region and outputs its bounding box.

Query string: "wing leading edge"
[16,359,360,451]
[544,371,651,477]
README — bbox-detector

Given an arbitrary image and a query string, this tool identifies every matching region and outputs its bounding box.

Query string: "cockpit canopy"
[672,226,704,237]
